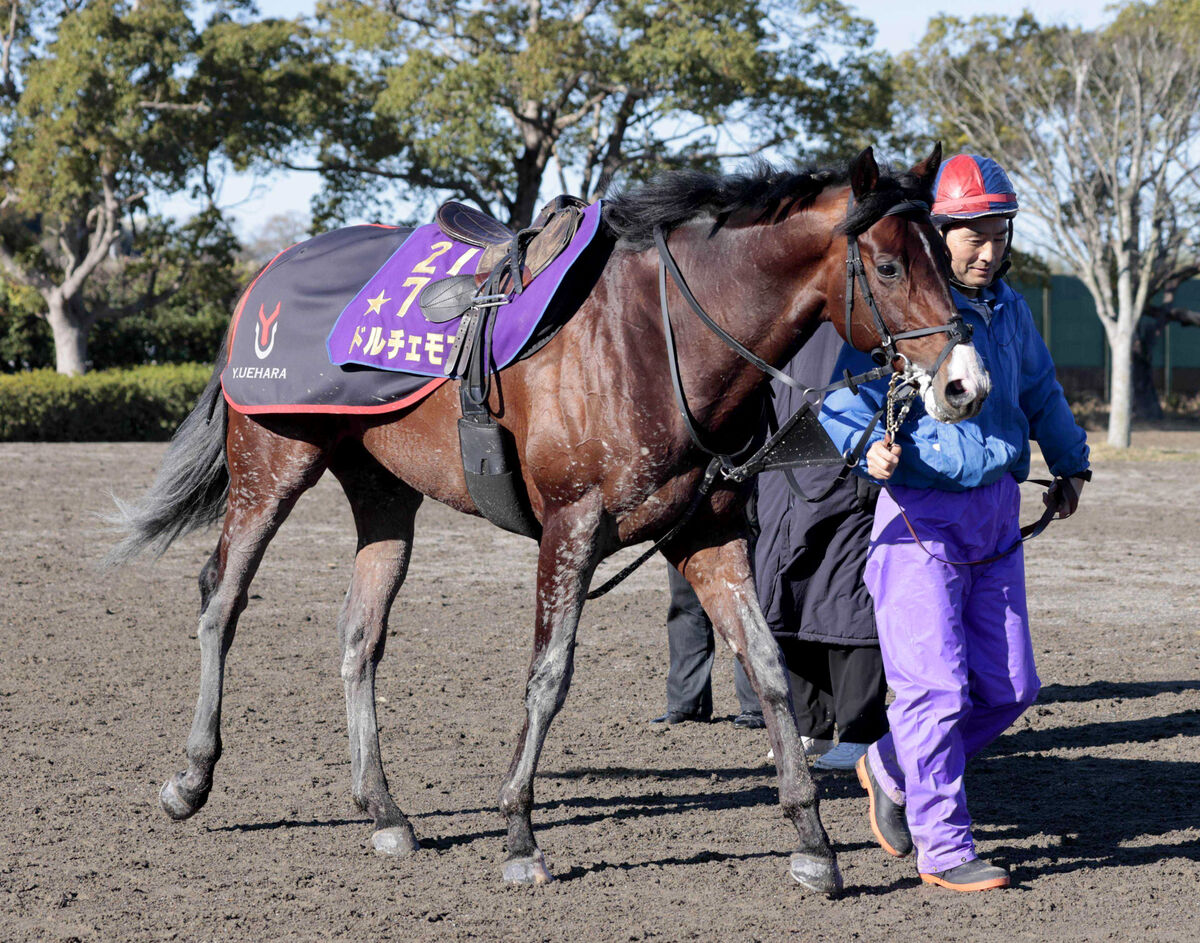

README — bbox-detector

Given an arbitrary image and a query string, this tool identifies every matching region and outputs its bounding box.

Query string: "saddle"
[421,194,589,542]
[421,196,589,323]
[438,195,587,289]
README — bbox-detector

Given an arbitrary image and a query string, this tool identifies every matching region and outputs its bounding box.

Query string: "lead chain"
[884,372,917,445]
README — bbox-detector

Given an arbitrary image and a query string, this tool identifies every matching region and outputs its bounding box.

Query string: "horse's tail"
[104,360,230,567]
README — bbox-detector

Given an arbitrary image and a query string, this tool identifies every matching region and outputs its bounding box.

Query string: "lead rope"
[880,375,1059,567]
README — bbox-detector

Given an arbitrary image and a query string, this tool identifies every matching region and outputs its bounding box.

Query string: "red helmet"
[931,154,1019,227]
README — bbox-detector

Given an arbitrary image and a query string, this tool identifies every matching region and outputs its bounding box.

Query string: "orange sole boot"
[920,859,1010,891]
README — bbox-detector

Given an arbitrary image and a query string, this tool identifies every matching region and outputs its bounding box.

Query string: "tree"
[0,1,336,374]
[291,0,894,228]
[898,2,1200,446]
[0,0,203,374]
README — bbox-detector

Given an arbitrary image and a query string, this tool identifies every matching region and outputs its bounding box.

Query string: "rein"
[587,193,971,599]
[883,477,1059,567]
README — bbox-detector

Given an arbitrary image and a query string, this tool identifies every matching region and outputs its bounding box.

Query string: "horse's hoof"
[502,850,554,885]
[789,852,843,896]
[371,826,420,856]
[159,774,206,821]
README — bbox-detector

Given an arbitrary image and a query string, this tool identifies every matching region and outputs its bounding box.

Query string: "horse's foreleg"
[498,498,602,885]
[160,429,326,821]
[330,454,423,855]
[674,538,843,895]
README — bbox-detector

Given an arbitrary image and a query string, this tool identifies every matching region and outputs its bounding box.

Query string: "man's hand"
[1043,476,1087,519]
[866,439,902,480]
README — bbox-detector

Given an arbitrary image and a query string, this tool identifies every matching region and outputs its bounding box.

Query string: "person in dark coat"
[653,321,887,765]
[753,321,888,769]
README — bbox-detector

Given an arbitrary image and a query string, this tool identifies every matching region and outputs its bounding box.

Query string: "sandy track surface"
[1,435,1197,941]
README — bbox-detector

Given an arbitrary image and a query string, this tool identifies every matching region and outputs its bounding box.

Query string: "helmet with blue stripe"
[931,154,1019,228]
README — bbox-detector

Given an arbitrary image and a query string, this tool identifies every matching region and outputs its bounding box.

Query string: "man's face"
[943,217,1010,291]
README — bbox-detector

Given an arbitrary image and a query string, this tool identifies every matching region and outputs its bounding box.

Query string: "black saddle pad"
[221,225,447,415]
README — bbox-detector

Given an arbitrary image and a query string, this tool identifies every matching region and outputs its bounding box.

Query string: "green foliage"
[0,363,213,441]
[0,279,53,370]
[10,0,198,220]
[303,0,894,227]
[1,1,325,373]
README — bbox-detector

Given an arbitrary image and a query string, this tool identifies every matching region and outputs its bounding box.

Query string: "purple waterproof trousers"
[863,476,1039,874]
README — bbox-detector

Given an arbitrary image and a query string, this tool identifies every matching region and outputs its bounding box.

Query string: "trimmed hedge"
[0,363,214,442]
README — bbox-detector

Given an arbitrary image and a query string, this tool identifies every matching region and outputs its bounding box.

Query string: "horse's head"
[836,144,989,423]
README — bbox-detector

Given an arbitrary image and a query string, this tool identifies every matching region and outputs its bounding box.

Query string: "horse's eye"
[877,262,899,279]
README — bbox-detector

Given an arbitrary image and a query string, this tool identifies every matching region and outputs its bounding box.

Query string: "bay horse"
[108,145,988,895]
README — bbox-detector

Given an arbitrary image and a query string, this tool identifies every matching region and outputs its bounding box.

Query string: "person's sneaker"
[813,741,869,771]
[650,711,709,725]
[855,753,913,857]
[803,736,834,757]
[920,858,1010,891]
[732,711,766,729]
[767,736,833,762]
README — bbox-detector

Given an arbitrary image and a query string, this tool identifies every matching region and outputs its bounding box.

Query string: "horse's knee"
[197,550,220,613]
[526,647,573,710]
[339,618,386,684]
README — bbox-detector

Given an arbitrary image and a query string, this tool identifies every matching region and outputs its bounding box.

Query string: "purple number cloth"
[327,201,603,377]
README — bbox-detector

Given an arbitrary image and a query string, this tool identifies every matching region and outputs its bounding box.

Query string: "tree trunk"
[1131,315,1164,420]
[45,291,90,375]
[1106,330,1134,448]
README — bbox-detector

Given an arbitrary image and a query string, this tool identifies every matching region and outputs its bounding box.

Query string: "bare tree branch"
[0,0,17,100]
[905,10,1200,444]
[137,100,212,114]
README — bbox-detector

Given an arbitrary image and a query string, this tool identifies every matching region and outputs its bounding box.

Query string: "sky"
[166,0,1115,237]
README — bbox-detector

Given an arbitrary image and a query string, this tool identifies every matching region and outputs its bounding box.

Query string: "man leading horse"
[821,153,1091,891]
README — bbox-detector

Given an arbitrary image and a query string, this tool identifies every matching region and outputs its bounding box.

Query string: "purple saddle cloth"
[327,201,603,375]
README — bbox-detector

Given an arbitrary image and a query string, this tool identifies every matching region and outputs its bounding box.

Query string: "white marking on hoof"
[371,826,419,856]
[503,850,554,885]
[789,852,843,896]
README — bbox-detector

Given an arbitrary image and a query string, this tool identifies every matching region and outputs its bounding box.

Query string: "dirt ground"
[1,431,1197,942]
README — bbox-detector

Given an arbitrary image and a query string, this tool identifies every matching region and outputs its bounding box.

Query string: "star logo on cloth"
[365,289,391,316]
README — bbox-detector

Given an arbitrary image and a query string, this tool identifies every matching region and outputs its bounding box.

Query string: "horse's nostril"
[945,379,968,401]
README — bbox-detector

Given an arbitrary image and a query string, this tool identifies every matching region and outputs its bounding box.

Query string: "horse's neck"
[664,207,837,414]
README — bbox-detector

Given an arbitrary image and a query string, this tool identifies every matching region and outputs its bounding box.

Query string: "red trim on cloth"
[223,376,448,415]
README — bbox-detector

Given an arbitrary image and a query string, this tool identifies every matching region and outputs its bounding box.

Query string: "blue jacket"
[819,280,1089,491]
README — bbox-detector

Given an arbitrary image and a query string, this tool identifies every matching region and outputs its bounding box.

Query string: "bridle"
[652,191,971,483]
[843,193,972,381]
[586,189,973,598]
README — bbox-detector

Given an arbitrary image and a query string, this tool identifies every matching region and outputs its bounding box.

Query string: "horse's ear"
[850,147,879,199]
[909,142,943,188]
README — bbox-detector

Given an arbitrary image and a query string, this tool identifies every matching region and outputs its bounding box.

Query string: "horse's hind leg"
[328,448,423,855]
[670,537,842,896]
[160,422,328,820]
[499,498,602,884]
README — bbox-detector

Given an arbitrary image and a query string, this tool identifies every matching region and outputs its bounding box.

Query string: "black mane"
[601,159,932,249]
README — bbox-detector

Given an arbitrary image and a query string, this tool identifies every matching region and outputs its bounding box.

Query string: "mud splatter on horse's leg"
[159,424,328,822]
[498,498,602,885]
[675,538,843,896]
[329,450,423,855]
